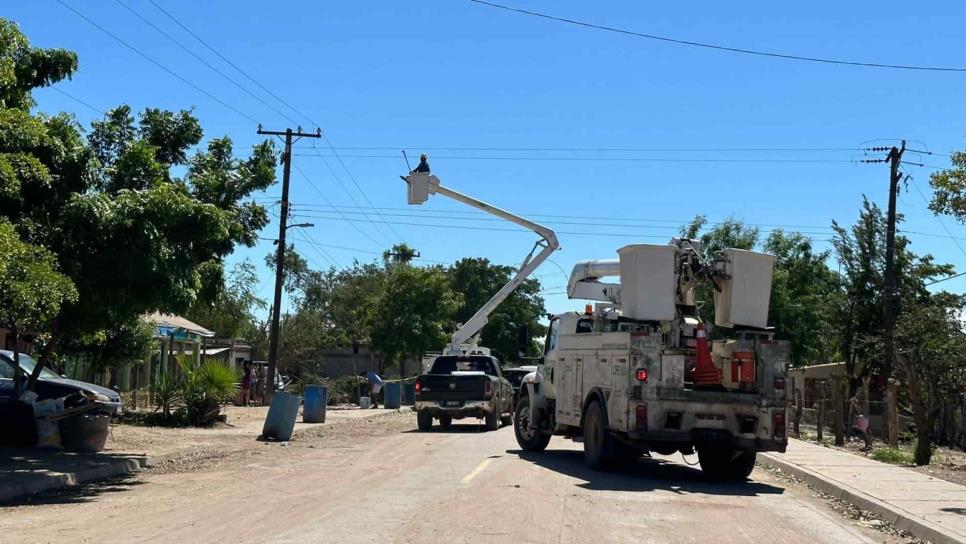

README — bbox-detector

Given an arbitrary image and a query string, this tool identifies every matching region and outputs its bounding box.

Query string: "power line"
[290,145,863,153]
[47,86,105,115]
[292,229,340,268]
[292,153,857,164]
[469,0,966,73]
[146,0,310,127]
[300,146,396,245]
[55,0,258,123]
[113,0,300,126]
[289,207,838,236]
[289,203,840,231]
[291,163,386,248]
[926,271,966,286]
[907,177,966,260]
[290,212,841,242]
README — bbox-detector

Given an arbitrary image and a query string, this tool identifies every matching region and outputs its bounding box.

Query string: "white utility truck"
[515,240,789,480]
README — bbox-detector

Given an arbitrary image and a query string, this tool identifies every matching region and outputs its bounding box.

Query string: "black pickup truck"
[414,354,513,431]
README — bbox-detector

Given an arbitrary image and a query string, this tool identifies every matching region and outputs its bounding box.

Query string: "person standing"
[362,370,383,409]
[241,361,253,406]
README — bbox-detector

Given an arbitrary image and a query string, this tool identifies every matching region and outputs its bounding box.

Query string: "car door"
[0,356,16,405]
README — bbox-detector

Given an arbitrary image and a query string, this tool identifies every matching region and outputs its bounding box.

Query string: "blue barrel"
[303,385,328,423]
[262,392,301,441]
[402,383,416,405]
[383,382,401,409]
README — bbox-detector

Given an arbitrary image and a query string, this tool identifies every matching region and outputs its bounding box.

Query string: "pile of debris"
[14,390,113,452]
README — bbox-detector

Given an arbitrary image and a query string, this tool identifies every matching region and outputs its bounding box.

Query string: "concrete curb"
[760,453,959,544]
[0,456,145,504]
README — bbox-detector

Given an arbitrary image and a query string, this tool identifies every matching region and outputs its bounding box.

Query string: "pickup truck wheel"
[416,410,433,431]
[438,415,452,429]
[514,395,551,452]
[583,400,618,471]
[484,408,499,431]
[698,447,756,480]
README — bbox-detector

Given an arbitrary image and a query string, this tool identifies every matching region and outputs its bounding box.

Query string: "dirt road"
[1,414,895,544]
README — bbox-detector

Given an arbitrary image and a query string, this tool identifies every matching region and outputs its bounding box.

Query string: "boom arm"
[405,173,560,354]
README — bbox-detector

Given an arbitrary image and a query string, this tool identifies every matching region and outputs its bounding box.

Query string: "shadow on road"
[1,475,145,507]
[508,448,785,496]
[402,422,503,434]
[941,507,966,515]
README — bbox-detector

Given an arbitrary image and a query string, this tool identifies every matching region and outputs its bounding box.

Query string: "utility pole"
[257,125,321,405]
[882,140,905,383]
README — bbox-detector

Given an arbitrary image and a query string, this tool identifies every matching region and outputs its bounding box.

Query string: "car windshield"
[2,353,60,380]
[430,356,496,376]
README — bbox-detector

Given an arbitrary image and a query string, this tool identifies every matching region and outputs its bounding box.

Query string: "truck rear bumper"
[627,429,787,453]
[416,400,493,418]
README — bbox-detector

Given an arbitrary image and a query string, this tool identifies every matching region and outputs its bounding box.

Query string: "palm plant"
[176,355,240,425]
[152,366,181,417]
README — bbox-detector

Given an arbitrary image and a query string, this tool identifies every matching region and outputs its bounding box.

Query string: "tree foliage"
[0,19,277,388]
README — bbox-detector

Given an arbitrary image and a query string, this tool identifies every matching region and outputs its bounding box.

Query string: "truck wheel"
[485,408,499,431]
[500,414,513,427]
[583,400,618,471]
[438,415,452,429]
[514,395,551,452]
[697,447,756,480]
[417,410,433,431]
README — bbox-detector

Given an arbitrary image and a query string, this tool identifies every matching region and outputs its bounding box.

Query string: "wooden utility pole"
[257,125,321,405]
[882,140,905,446]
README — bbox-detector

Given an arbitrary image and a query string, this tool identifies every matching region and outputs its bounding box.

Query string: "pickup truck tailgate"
[418,374,486,403]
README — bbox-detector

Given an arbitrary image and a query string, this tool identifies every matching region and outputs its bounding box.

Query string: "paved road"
[1,416,890,544]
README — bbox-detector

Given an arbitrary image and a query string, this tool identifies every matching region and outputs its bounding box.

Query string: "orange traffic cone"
[692,322,722,386]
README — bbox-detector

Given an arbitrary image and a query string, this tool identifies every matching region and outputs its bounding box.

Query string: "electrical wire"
[47,87,105,115]
[292,163,385,248]
[113,0,300,126]
[301,145,396,245]
[55,0,259,123]
[292,153,857,164]
[291,145,863,153]
[469,0,966,73]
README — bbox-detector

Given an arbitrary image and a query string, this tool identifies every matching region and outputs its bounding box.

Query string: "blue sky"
[10,0,966,318]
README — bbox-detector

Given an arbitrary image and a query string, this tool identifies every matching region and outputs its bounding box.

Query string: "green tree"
[896,291,966,465]
[57,319,155,382]
[383,243,418,265]
[0,220,76,393]
[928,150,966,220]
[0,20,277,389]
[186,260,266,340]
[449,257,546,361]
[763,230,841,366]
[369,265,461,372]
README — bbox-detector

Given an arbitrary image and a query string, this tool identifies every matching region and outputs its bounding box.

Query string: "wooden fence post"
[833,376,845,446]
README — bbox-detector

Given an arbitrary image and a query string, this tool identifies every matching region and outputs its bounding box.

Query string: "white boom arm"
[405,173,560,355]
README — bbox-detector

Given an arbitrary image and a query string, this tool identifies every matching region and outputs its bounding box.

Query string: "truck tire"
[514,395,551,452]
[438,415,452,429]
[484,408,499,431]
[583,400,619,471]
[417,410,433,431]
[500,414,513,427]
[697,447,757,480]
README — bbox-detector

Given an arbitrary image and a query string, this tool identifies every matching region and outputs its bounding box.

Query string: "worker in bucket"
[360,370,383,409]
[412,153,430,174]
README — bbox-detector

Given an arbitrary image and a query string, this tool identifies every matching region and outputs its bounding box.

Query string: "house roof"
[143,312,215,338]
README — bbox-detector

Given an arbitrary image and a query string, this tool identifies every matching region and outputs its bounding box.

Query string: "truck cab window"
[576,319,593,333]
[545,319,560,354]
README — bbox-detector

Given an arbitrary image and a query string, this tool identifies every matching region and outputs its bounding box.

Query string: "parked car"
[414,354,513,431]
[503,365,537,411]
[0,350,123,414]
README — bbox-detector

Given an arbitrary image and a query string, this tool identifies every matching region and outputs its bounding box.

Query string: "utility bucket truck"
[515,240,789,480]
[403,171,560,431]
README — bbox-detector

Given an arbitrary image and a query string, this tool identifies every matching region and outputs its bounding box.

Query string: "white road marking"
[461,458,492,484]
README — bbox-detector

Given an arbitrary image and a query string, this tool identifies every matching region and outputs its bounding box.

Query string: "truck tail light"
[636,368,648,382]
[773,412,786,439]
[484,380,492,398]
[773,377,785,390]
[415,381,421,397]
[636,404,647,431]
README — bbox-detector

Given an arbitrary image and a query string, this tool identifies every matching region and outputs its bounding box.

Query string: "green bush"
[143,356,240,427]
[871,447,914,465]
